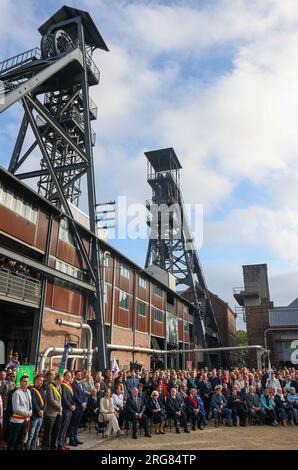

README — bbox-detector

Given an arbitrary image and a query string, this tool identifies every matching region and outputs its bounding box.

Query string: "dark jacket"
[210,376,221,391]
[228,394,245,411]
[146,397,166,421]
[73,380,85,407]
[274,394,288,409]
[198,381,211,397]
[125,395,146,419]
[166,394,183,416]
[187,378,198,390]
[245,392,261,410]
[30,386,47,420]
[87,395,101,417]
[61,382,75,411]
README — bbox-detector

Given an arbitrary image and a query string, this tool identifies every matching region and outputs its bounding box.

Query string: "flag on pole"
[112,357,119,378]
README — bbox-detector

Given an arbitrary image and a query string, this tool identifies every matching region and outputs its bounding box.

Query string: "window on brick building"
[154,307,163,322]
[120,264,130,279]
[154,285,164,298]
[119,290,130,310]
[138,301,147,317]
[139,276,147,289]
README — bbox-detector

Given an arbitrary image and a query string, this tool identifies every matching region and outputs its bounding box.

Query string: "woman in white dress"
[99,389,123,437]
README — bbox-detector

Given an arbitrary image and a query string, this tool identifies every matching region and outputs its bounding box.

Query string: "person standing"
[42,374,63,450]
[68,371,86,446]
[26,375,46,450]
[58,371,75,450]
[7,375,32,450]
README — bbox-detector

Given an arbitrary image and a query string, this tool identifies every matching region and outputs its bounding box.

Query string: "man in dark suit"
[197,374,212,419]
[58,371,75,450]
[125,387,151,439]
[166,387,190,433]
[68,371,86,447]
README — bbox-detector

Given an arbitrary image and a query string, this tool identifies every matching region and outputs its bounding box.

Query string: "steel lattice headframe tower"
[145,148,229,368]
[0,5,109,369]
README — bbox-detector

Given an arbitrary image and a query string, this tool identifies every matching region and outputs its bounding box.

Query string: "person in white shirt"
[7,375,32,450]
[112,384,125,429]
[266,373,281,393]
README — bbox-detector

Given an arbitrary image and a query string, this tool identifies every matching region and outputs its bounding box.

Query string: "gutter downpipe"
[55,319,93,372]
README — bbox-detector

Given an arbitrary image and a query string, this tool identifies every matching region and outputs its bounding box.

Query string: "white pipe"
[106,344,267,354]
[56,319,93,372]
[39,347,90,372]
[49,354,87,370]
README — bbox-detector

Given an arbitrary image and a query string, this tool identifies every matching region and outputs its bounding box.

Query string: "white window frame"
[120,264,130,279]
[154,307,163,323]
[119,289,130,310]
[139,276,147,289]
[138,301,147,317]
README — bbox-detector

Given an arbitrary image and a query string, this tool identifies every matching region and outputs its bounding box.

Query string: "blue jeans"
[213,407,232,424]
[26,417,43,450]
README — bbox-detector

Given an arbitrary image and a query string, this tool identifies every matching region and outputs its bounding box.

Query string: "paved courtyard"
[75,424,298,451]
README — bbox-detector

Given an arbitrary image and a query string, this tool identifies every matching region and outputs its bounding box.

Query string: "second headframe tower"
[145,148,228,368]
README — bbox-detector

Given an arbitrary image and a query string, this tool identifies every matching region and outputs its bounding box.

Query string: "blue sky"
[2,0,298,329]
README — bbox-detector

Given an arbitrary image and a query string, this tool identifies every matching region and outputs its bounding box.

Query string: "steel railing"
[0,47,41,74]
[0,268,41,305]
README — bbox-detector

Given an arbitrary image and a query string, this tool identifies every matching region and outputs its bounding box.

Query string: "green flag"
[15,365,35,387]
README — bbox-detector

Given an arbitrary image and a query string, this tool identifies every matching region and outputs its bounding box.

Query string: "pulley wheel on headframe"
[41,30,74,59]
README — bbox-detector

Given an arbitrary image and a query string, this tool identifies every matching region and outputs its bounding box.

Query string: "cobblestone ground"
[75,424,298,451]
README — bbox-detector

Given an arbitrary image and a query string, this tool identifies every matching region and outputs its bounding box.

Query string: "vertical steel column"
[33,212,53,365]
[78,21,106,370]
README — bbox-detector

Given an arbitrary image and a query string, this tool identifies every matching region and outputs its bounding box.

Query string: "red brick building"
[0,166,195,371]
[209,292,237,366]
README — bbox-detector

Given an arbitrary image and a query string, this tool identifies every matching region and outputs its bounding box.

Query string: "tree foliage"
[235,330,248,365]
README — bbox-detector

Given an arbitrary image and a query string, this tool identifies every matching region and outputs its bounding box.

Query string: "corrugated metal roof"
[288,298,298,308]
[269,307,298,327]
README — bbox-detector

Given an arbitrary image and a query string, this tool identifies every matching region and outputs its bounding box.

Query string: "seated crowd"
[0,365,297,450]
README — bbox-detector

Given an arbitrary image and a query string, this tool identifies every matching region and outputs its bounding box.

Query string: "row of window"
[0,182,38,224]
[55,259,84,280]
[119,264,164,299]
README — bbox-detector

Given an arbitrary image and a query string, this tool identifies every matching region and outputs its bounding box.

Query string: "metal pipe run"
[55,318,93,372]
[107,344,269,369]
[49,354,87,370]
[38,347,90,372]
[106,344,267,354]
